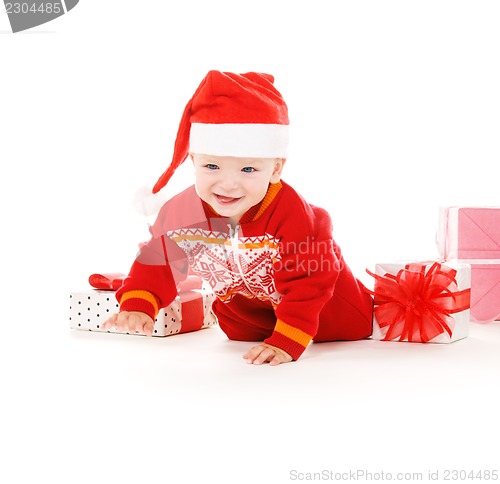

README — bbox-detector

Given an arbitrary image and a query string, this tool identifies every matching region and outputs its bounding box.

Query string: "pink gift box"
[469,261,500,323]
[438,206,500,260]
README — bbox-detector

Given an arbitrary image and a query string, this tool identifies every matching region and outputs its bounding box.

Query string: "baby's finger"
[269,354,286,366]
[125,313,151,335]
[115,311,132,332]
[252,347,275,365]
[142,320,155,336]
[102,313,118,331]
[262,343,293,365]
[242,345,262,363]
[244,345,273,365]
[125,313,142,333]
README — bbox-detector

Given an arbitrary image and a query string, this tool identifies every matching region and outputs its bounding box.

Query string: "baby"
[102,71,373,365]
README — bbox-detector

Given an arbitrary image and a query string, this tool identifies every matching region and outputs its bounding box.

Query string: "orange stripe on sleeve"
[274,319,313,348]
[119,290,159,316]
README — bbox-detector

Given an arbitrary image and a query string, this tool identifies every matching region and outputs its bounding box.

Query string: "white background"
[1,2,499,483]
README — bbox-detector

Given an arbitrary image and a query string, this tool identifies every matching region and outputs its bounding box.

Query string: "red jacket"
[117,180,344,360]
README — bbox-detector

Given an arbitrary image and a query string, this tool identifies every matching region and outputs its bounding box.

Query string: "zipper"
[227,224,258,297]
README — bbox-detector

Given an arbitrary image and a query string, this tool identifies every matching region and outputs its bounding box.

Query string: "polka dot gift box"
[69,274,217,337]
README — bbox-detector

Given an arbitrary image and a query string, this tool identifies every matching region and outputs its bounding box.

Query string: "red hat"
[152,70,289,194]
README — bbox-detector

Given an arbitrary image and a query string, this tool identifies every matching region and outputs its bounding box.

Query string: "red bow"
[367,262,471,342]
[88,273,126,291]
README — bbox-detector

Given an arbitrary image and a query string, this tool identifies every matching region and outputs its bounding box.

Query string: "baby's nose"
[219,175,239,191]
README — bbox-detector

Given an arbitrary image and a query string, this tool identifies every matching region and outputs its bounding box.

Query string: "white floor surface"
[3,305,499,484]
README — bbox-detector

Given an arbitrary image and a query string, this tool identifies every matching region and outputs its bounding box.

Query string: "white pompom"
[133,186,167,216]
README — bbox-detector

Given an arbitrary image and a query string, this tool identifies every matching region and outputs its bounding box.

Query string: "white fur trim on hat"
[133,185,167,216]
[189,123,289,158]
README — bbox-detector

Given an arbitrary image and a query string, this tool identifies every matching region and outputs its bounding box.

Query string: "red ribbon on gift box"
[175,275,206,333]
[177,290,204,333]
[366,262,471,342]
[88,273,126,291]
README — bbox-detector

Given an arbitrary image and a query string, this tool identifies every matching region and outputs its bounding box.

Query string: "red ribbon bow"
[367,262,471,342]
[88,273,126,291]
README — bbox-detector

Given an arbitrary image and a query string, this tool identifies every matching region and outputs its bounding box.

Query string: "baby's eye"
[206,164,219,170]
[241,167,255,173]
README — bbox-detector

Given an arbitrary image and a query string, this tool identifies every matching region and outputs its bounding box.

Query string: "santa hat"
[151,70,289,194]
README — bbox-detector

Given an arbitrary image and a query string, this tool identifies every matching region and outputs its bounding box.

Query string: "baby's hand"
[243,343,292,366]
[101,311,155,336]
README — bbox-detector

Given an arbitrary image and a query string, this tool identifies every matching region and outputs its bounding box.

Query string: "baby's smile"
[215,194,243,205]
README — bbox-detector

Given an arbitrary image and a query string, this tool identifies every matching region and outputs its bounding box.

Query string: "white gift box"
[370,261,471,343]
[69,287,217,337]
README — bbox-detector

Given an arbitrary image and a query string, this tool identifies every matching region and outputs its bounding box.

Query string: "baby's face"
[191,153,285,224]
